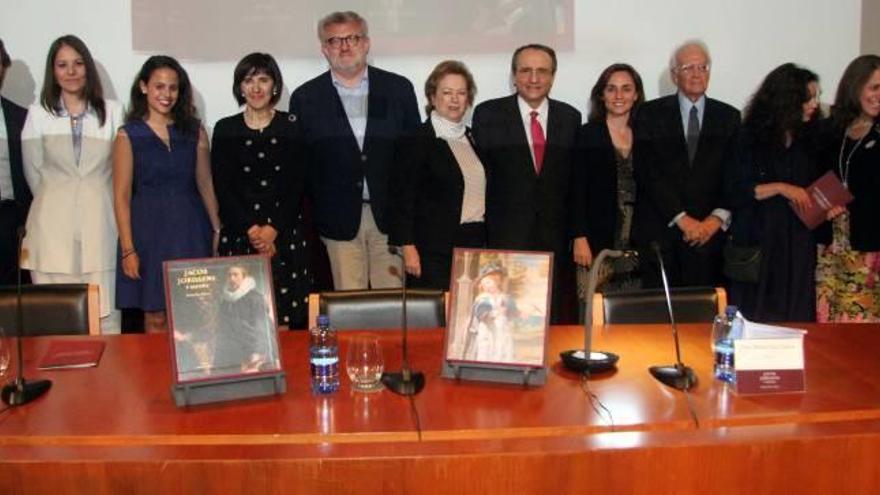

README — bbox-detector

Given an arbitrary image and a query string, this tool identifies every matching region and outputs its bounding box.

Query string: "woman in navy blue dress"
[113,56,221,332]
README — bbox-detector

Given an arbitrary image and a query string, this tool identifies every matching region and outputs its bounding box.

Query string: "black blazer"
[572,121,628,253]
[289,66,420,240]
[472,95,581,254]
[632,94,740,244]
[388,119,484,255]
[817,119,880,251]
[2,96,29,205]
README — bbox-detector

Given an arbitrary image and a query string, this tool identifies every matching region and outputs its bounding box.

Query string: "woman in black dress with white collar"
[212,53,309,328]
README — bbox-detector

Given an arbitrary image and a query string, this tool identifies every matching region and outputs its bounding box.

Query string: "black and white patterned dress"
[211,111,311,328]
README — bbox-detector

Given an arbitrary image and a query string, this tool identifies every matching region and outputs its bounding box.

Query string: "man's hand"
[694,216,722,246]
[677,214,703,245]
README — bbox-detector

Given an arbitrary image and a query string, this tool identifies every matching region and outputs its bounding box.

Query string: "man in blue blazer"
[633,40,740,288]
[289,11,420,290]
[0,39,30,285]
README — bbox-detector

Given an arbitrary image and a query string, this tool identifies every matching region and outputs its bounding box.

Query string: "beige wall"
[863,0,880,54]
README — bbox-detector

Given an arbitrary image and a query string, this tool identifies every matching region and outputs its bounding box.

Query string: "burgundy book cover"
[38,340,105,370]
[794,170,854,230]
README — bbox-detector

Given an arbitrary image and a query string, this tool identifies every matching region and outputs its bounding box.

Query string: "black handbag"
[723,241,762,283]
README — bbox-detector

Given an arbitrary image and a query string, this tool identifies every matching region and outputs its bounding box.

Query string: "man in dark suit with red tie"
[289,11,420,291]
[0,39,30,285]
[472,44,581,322]
[633,40,740,288]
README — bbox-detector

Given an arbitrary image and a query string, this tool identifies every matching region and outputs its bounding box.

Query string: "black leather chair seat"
[0,284,98,336]
[309,289,446,330]
[598,286,724,325]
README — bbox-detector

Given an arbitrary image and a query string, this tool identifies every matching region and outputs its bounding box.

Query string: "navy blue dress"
[116,120,212,311]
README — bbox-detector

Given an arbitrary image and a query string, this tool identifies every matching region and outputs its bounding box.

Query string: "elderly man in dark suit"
[633,40,740,288]
[0,39,30,285]
[289,11,420,290]
[472,44,581,323]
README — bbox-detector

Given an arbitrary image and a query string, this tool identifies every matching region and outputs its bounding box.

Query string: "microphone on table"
[380,246,425,396]
[647,241,697,390]
[561,249,638,373]
[2,227,52,406]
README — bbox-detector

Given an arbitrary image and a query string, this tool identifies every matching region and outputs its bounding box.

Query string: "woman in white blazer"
[21,35,123,333]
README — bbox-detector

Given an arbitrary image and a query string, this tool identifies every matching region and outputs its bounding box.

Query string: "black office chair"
[592,286,727,325]
[0,284,100,336]
[307,289,447,330]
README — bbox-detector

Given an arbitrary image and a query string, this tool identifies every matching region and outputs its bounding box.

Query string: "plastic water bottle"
[310,315,339,394]
[712,305,738,383]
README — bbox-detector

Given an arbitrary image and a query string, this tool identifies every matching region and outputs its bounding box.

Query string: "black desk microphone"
[2,227,52,406]
[647,242,697,390]
[381,246,425,395]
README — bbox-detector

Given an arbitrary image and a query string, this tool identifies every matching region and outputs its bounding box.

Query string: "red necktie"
[530,110,545,174]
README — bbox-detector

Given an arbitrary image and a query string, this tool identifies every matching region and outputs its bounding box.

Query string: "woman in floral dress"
[816,55,880,322]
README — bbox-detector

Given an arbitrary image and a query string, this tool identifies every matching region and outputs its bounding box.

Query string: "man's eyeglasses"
[674,64,711,74]
[324,34,365,48]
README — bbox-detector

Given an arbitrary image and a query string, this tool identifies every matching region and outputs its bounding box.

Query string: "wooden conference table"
[1,323,879,494]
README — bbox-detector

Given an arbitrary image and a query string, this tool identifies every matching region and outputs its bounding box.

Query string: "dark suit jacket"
[572,121,627,253]
[388,119,485,255]
[289,66,420,240]
[2,96,29,205]
[472,95,581,254]
[632,94,740,244]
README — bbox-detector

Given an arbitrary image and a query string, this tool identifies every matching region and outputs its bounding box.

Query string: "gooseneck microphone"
[561,249,637,373]
[381,246,425,395]
[2,227,53,406]
[647,242,697,390]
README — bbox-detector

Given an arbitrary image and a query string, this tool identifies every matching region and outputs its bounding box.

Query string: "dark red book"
[794,170,854,230]
[38,340,105,370]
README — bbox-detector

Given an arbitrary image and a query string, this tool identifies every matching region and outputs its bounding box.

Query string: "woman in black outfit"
[389,60,486,290]
[725,63,824,322]
[211,53,309,328]
[573,63,644,290]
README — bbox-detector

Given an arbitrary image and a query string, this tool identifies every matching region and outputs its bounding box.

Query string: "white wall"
[0,0,862,128]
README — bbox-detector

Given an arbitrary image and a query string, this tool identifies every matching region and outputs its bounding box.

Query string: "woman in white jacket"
[21,35,123,333]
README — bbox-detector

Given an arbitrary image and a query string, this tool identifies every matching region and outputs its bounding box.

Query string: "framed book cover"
[163,255,283,394]
[442,249,552,384]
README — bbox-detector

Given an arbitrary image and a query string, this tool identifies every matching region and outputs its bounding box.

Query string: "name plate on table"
[734,321,806,395]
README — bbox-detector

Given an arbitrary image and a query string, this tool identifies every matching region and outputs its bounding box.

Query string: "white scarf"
[430,110,466,140]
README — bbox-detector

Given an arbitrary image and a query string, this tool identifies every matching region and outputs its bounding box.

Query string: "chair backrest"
[592,286,726,325]
[307,289,447,330]
[0,284,100,336]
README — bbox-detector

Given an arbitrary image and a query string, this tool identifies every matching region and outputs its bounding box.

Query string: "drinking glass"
[345,334,384,392]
